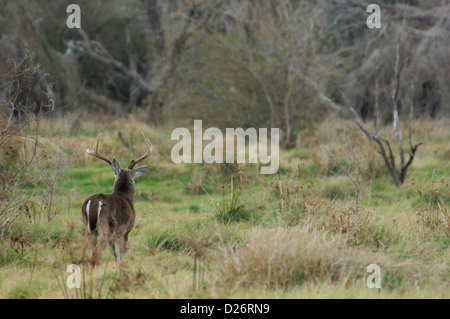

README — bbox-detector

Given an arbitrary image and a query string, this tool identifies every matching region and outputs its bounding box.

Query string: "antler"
[86,133,113,165]
[128,132,154,169]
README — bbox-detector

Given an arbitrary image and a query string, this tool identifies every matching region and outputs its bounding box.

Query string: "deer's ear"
[131,165,149,179]
[112,159,121,177]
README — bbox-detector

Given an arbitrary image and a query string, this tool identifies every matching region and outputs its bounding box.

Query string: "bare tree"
[302,45,422,188]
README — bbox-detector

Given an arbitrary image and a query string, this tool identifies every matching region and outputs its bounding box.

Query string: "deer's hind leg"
[91,229,110,267]
[110,240,122,261]
[86,231,97,255]
[91,204,111,266]
[111,234,128,259]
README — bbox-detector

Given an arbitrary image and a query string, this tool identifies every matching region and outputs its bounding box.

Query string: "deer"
[81,132,153,266]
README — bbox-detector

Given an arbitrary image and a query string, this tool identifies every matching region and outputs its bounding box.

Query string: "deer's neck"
[113,178,135,203]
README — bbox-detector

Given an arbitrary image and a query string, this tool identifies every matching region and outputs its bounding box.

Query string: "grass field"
[0,114,448,298]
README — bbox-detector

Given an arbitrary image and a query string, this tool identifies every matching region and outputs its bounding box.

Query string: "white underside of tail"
[86,200,91,232]
[98,201,103,223]
[97,202,104,240]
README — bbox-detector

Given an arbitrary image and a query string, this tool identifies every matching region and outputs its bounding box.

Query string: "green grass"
[7,279,46,299]
[146,229,188,252]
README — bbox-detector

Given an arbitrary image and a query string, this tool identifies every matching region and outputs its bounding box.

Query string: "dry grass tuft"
[213,225,380,290]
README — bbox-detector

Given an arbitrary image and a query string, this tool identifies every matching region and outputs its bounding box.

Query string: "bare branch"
[409,81,415,151]
[374,80,379,132]
[392,45,405,168]
[75,29,154,94]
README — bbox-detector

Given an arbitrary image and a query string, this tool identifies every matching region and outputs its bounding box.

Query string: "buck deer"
[81,133,153,266]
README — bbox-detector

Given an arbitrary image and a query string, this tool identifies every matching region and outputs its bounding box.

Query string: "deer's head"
[87,132,153,199]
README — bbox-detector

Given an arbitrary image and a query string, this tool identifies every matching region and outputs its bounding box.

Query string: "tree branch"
[74,29,154,94]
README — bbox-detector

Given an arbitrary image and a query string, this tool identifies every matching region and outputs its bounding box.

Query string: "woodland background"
[1,0,449,142]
